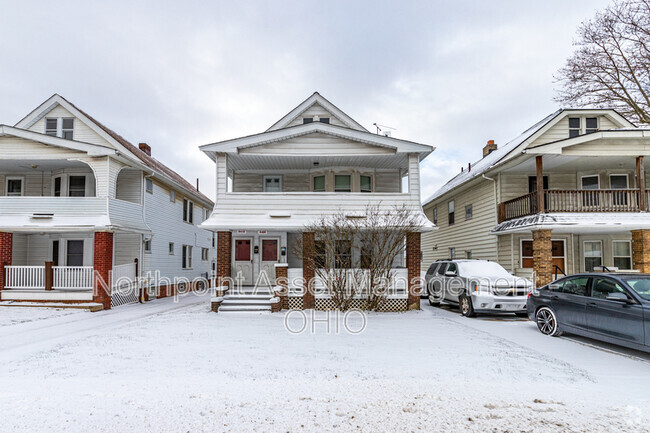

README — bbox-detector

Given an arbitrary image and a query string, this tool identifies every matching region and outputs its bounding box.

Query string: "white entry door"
[234,238,253,284]
[260,238,280,284]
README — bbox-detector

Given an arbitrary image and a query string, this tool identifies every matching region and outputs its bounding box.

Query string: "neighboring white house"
[0,94,215,309]
[422,109,650,288]
[199,92,434,311]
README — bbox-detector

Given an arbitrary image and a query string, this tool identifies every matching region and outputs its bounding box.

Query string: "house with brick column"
[0,94,215,309]
[422,108,650,288]
[199,92,434,312]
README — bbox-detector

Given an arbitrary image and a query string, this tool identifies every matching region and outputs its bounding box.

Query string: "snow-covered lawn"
[0,294,648,432]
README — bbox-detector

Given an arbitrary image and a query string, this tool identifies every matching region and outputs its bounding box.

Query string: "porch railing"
[52,266,94,290]
[498,189,648,222]
[111,262,137,288]
[4,266,45,289]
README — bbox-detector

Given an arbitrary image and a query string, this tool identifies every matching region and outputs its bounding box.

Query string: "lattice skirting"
[314,298,407,312]
[111,284,139,307]
[288,296,303,310]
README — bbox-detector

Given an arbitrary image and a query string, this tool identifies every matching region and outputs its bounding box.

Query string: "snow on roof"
[492,212,650,234]
[423,110,562,205]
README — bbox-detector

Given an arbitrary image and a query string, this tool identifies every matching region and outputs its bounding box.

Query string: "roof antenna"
[373,123,396,137]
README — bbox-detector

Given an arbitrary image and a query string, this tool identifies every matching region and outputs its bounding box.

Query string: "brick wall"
[631,229,650,273]
[93,231,113,310]
[216,231,232,286]
[532,229,553,287]
[0,232,13,291]
[406,232,421,310]
[274,264,289,310]
[302,232,315,309]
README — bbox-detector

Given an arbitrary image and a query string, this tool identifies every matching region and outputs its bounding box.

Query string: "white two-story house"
[422,109,650,288]
[200,92,434,311]
[0,94,215,309]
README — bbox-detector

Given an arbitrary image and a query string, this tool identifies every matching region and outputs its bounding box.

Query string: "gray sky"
[0,0,611,201]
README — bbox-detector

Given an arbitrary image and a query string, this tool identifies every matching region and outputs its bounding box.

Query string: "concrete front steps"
[219,291,273,312]
[0,301,104,312]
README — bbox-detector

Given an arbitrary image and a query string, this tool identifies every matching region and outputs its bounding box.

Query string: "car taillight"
[527,293,532,298]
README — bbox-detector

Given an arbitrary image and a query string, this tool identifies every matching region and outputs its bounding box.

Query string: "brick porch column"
[302,231,315,310]
[0,232,13,292]
[274,263,289,310]
[93,231,113,310]
[532,229,553,288]
[406,231,421,310]
[216,231,232,287]
[631,229,650,273]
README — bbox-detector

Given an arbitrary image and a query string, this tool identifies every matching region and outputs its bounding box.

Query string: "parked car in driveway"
[424,259,534,317]
[527,273,650,353]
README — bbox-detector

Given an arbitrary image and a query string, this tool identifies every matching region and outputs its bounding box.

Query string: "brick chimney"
[139,142,151,156]
[483,140,497,157]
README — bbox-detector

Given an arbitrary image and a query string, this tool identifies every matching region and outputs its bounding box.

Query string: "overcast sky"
[0,0,612,201]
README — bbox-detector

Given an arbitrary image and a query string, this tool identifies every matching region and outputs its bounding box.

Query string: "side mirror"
[445,271,457,277]
[606,292,633,303]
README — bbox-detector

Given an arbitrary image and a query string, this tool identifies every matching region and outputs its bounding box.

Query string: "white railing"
[4,266,45,289]
[286,268,411,299]
[53,266,94,290]
[111,262,137,288]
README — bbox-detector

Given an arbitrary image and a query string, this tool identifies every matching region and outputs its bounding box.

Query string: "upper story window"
[585,117,598,134]
[170,189,176,202]
[360,175,372,193]
[263,175,282,192]
[465,204,473,220]
[53,176,62,197]
[68,176,86,197]
[182,245,193,269]
[6,177,23,196]
[61,118,74,140]
[334,175,351,192]
[45,118,58,136]
[183,198,194,224]
[313,175,326,192]
[302,118,314,124]
[319,117,330,124]
[169,242,174,255]
[145,178,153,194]
[569,117,581,138]
[448,200,455,225]
[144,239,152,253]
[432,207,438,224]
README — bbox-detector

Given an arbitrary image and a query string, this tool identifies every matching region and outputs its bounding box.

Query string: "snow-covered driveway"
[0,295,648,432]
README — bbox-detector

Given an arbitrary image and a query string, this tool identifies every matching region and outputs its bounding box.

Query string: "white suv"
[424,259,533,317]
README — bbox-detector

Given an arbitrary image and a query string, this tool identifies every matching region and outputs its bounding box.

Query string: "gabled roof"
[266,92,369,132]
[526,128,650,155]
[423,108,636,205]
[15,94,213,206]
[200,121,433,160]
[0,124,116,156]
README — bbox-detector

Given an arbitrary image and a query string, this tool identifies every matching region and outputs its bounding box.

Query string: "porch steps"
[219,293,273,312]
[0,301,104,312]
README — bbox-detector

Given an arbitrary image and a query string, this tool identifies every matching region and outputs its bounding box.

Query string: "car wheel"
[428,294,440,307]
[459,294,476,317]
[535,307,562,336]
[515,312,528,318]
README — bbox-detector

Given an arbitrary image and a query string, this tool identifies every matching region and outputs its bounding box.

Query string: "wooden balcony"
[498,189,650,223]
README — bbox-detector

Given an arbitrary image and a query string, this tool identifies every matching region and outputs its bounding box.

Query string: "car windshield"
[620,276,650,301]
[457,261,512,279]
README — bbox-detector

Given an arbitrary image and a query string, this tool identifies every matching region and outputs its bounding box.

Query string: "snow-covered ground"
[0,294,648,432]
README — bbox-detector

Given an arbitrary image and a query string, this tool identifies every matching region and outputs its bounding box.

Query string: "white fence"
[4,266,45,289]
[53,266,94,290]
[111,262,137,288]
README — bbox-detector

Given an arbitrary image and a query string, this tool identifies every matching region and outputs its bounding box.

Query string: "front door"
[260,238,280,284]
[234,239,253,285]
[551,240,566,276]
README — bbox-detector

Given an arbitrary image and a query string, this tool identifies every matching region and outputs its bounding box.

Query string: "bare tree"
[554,0,650,124]
[293,204,423,311]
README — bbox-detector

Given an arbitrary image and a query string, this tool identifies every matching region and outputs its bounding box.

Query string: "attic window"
[45,118,57,136]
[319,117,330,124]
[302,118,314,124]
[62,118,74,140]
[569,118,580,138]
[586,117,598,134]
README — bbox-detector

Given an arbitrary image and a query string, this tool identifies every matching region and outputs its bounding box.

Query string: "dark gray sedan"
[527,273,650,353]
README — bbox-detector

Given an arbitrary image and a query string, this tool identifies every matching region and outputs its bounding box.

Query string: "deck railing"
[53,266,94,290]
[111,262,137,288]
[498,189,648,222]
[4,266,45,289]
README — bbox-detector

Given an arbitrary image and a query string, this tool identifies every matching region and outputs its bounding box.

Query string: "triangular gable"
[0,125,116,156]
[266,92,369,132]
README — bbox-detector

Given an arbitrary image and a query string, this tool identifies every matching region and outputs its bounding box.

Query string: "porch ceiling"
[0,159,90,173]
[499,154,644,173]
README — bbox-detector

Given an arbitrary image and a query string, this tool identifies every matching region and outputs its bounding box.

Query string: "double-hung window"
[62,118,74,140]
[45,118,58,136]
[183,199,194,224]
[569,117,581,138]
[585,117,598,134]
[312,175,326,192]
[613,241,632,270]
[263,176,282,192]
[360,175,372,193]
[182,245,193,269]
[6,177,23,196]
[334,175,351,192]
[448,200,455,225]
[68,176,86,197]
